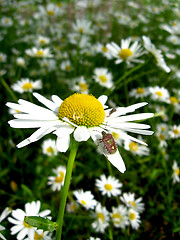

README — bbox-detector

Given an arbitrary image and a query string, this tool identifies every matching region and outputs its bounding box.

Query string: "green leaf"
[24,216,58,232]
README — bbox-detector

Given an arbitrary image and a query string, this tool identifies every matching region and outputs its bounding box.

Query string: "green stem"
[55,139,79,240]
[1,77,18,102]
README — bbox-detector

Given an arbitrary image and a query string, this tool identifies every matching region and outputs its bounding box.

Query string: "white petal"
[8,119,61,128]
[106,150,126,173]
[51,95,63,106]
[53,125,74,137]
[73,126,90,142]
[13,112,58,121]
[33,92,57,111]
[16,227,28,240]
[39,210,51,217]
[98,95,108,105]
[56,135,70,152]
[114,113,154,122]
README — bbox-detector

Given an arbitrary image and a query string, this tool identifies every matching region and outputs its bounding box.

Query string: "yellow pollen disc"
[129,201,136,207]
[24,221,32,228]
[129,212,136,221]
[136,87,144,94]
[47,10,55,16]
[112,132,120,140]
[71,204,76,211]
[119,48,133,60]
[22,82,33,90]
[99,75,108,83]
[40,39,46,44]
[10,180,18,192]
[56,3,62,7]
[34,232,43,240]
[80,200,87,205]
[97,213,105,222]
[173,129,179,135]
[58,93,105,128]
[155,91,163,97]
[55,171,65,183]
[0,56,2,61]
[129,142,138,152]
[170,97,178,104]
[36,50,44,56]
[65,65,71,71]
[78,28,84,33]
[102,46,108,52]
[104,183,113,191]
[112,213,121,219]
[161,126,165,131]
[175,168,180,175]
[159,134,165,140]
[79,83,88,92]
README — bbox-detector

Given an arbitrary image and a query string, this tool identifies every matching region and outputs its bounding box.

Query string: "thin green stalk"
[1,77,18,102]
[55,139,79,240]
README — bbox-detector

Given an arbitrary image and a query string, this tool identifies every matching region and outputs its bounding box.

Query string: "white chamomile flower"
[168,125,180,139]
[95,174,122,197]
[172,160,180,183]
[111,205,129,228]
[91,203,110,233]
[155,123,169,147]
[129,87,150,99]
[148,86,170,102]
[120,192,145,213]
[16,57,26,67]
[143,36,170,73]
[128,209,141,229]
[42,139,58,156]
[88,237,101,240]
[32,230,52,240]
[72,76,89,94]
[73,189,97,210]
[124,138,150,156]
[66,201,79,213]
[36,35,50,45]
[47,166,66,191]
[95,43,113,59]
[0,207,12,240]
[11,78,42,93]
[6,92,154,173]
[107,38,145,65]
[60,60,72,71]
[93,68,113,89]
[72,19,94,35]
[8,201,51,240]
[1,17,13,27]
[0,53,7,63]
[25,47,53,58]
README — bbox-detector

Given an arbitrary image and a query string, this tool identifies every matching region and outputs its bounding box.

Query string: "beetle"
[100,131,117,154]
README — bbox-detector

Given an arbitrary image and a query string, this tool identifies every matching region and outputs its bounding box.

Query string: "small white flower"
[72,19,94,35]
[143,36,170,73]
[0,207,12,240]
[120,192,145,213]
[1,17,13,27]
[111,205,129,228]
[172,160,180,183]
[60,60,72,71]
[155,123,169,147]
[8,201,51,240]
[148,86,170,102]
[11,78,42,93]
[128,209,141,229]
[129,87,150,99]
[95,43,113,59]
[16,57,26,67]
[66,201,79,213]
[124,138,150,156]
[25,47,53,58]
[95,174,122,197]
[36,35,50,45]
[47,166,66,191]
[72,76,89,94]
[93,68,113,88]
[73,189,97,210]
[42,139,58,156]
[0,53,7,63]
[168,125,180,139]
[91,203,110,233]
[107,38,145,65]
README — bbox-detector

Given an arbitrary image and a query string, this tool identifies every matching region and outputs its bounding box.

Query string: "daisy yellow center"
[119,48,133,60]
[129,201,136,207]
[102,46,108,52]
[36,50,44,56]
[56,3,62,7]
[80,200,87,205]
[129,142,138,152]
[55,171,65,183]
[170,97,178,104]
[71,204,76,211]
[24,221,32,228]
[22,82,33,90]
[112,213,121,220]
[0,56,2,61]
[5,19,10,23]
[129,212,136,221]
[136,88,144,94]
[46,146,54,153]
[40,39,46,44]
[97,213,105,222]
[65,65,71,71]
[175,168,180,175]
[161,126,165,131]
[99,75,107,83]
[173,129,179,135]
[155,91,163,97]
[112,132,120,140]
[58,93,105,127]
[47,10,55,16]
[34,232,43,240]
[78,28,84,33]
[104,183,113,191]
[159,134,165,140]
[79,83,88,92]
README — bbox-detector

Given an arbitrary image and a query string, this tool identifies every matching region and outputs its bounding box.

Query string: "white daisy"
[143,36,170,73]
[66,201,79,213]
[129,87,150,99]
[6,92,154,173]
[128,209,141,229]
[0,17,13,27]
[155,123,169,147]
[172,160,180,183]
[120,192,145,213]
[72,76,89,94]
[93,68,113,89]
[0,53,7,63]
[95,43,113,59]
[95,174,122,197]
[47,165,66,191]
[42,139,58,156]
[60,60,72,71]
[91,203,110,233]
[16,57,26,67]
[11,78,42,93]
[8,201,51,240]
[73,189,97,210]
[168,125,180,139]
[111,205,129,229]
[148,86,170,102]
[0,207,12,240]
[36,35,50,45]
[124,138,150,156]
[107,38,145,65]
[72,19,94,35]
[25,47,53,58]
